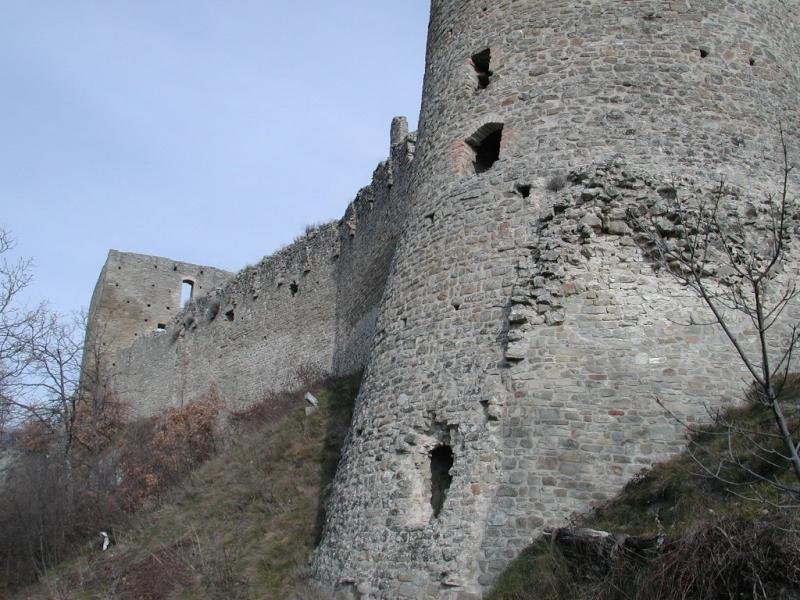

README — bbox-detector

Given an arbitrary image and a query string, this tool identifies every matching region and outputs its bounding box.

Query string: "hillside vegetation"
[489,379,800,600]
[11,374,800,599]
[12,373,360,600]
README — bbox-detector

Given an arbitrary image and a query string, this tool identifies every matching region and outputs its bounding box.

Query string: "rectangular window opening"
[181,280,194,306]
[467,124,503,175]
[471,48,492,89]
[430,445,454,518]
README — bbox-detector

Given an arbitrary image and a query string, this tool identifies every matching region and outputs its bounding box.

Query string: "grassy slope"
[488,383,800,600]
[15,373,360,600]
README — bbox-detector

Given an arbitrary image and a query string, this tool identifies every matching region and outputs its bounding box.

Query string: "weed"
[11,373,361,599]
[546,175,566,192]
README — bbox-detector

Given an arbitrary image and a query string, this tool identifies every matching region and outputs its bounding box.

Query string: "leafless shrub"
[198,541,247,600]
[546,175,567,192]
[293,362,330,392]
[228,363,329,433]
[589,513,800,600]
[229,390,298,432]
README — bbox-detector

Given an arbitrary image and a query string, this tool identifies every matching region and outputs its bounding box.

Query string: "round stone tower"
[313,0,799,598]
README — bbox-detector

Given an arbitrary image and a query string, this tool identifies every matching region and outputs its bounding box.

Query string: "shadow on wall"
[313,372,362,545]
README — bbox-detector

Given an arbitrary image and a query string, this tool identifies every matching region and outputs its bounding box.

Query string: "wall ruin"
[88,122,414,416]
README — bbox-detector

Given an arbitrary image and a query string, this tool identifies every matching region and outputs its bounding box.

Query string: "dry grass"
[12,373,361,600]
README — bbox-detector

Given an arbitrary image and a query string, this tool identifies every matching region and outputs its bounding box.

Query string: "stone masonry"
[86,123,414,414]
[83,1,800,598]
[311,1,799,598]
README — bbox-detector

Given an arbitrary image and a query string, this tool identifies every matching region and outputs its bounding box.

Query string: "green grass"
[15,373,360,600]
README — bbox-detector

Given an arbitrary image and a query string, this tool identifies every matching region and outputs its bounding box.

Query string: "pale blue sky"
[1,1,429,316]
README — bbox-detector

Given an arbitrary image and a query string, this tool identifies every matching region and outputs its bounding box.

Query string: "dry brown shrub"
[229,363,329,433]
[587,512,800,600]
[228,390,297,432]
[17,419,53,452]
[116,386,223,511]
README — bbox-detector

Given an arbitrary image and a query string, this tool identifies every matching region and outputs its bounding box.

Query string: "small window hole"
[699,48,709,59]
[749,57,756,66]
[156,323,166,332]
[181,280,194,306]
[471,48,493,89]
[516,184,531,198]
[290,281,299,297]
[224,309,235,322]
[430,445,454,518]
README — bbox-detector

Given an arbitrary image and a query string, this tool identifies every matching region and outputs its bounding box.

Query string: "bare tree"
[0,228,90,459]
[0,228,46,434]
[15,312,84,457]
[630,128,800,501]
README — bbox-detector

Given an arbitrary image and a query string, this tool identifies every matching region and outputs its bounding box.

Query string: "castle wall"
[333,122,414,375]
[83,0,800,596]
[312,0,800,598]
[93,127,413,416]
[109,227,340,413]
[84,250,233,366]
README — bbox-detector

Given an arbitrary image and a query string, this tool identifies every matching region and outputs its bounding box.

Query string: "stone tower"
[312,0,799,598]
[84,250,232,370]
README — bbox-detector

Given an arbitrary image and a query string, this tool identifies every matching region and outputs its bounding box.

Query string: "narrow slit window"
[181,280,194,306]
[466,123,503,175]
[471,48,492,89]
[430,445,454,518]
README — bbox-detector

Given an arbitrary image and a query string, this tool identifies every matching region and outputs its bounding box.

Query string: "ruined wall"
[110,227,340,413]
[333,118,415,375]
[312,0,800,598]
[84,250,233,365]
[93,126,414,416]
